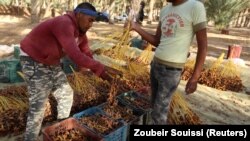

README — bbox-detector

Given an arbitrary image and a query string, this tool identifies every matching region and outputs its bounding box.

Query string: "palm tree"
[30,0,42,23]
[147,0,155,24]
[205,0,249,32]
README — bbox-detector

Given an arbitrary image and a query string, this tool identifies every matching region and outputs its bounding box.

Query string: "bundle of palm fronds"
[167,90,202,125]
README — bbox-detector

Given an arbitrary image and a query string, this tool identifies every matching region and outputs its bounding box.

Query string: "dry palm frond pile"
[103,79,137,123]
[111,62,150,95]
[167,90,201,125]
[181,53,244,92]
[135,44,154,65]
[67,71,107,114]
[0,85,29,135]
[0,85,28,113]
[91,22,153,94]
[0,95,28,113]
[0,85,60,136]
[67,70,110,95]
[0,109,27,136]
[93,23,132,60]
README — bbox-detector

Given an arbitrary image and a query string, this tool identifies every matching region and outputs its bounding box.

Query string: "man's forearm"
[192,47,206,80]
[134,26,158,46]
[192,28,207,80]
[133,22,161,47]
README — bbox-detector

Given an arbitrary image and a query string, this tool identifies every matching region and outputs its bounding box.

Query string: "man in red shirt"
[20,2,119,141]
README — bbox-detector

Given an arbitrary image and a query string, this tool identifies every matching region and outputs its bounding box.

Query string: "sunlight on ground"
[20,28,32,35]
[178,80,250,124]
[0,15,24,23]
[208,33,250,44]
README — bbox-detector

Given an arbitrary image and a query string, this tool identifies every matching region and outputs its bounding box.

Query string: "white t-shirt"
[155,0,207,64]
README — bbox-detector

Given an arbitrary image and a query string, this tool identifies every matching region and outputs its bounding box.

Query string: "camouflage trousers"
[20,56,73,141]
[150,60,182,125]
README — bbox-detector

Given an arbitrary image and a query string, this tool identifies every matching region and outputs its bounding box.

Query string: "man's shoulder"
[160,4,171,14]
[191,0,205,7]
[53,12,75,24]
[183,0,205,12]
[162,3,171,9]
[177,0,203,8]
[191,0,206,12]
[50,12,77,30]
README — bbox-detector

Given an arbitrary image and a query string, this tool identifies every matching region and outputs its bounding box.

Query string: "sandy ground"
[0,15,250,140]
[178,65,250,125]
[0,15,249,66]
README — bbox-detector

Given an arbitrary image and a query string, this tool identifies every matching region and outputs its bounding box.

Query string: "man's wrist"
[190,74,200,81]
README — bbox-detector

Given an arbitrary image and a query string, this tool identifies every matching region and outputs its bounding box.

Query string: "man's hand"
[185,78,198,95]
[99,66,122,81]
[100,70,112,82]
[104,66,122,77]
[124,20,140,31]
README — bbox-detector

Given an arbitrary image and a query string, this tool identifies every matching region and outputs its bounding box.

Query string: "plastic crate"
[97,101,144,125]
[117,91,152,111]
[61,57,77,74]
[0,59,24,83]
[14,45,20,59]
[42,118,103,141]
[135,86,151,100]
[117,91,152,125]
[97,101,146,141]
[73,107,128,141]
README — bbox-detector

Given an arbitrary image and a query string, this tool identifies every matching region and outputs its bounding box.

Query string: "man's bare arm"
[130,21,161,47]
[185,28,207,94]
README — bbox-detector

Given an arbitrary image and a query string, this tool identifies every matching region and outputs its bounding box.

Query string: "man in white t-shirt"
[128,0,207,124]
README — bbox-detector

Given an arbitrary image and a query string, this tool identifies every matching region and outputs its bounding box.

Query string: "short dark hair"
[75,2,96,12]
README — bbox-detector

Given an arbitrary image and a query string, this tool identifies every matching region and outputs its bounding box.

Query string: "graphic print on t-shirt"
[162,13,184,38]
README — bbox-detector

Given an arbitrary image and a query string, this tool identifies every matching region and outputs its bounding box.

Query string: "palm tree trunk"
[73,0,78,9]
[107,0,116,21]
[31,0,42,23]
[147,0,155,24]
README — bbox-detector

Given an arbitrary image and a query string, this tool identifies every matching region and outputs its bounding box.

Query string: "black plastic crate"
[117,91,152,125]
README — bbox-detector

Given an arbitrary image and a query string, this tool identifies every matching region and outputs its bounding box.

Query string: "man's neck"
[172,0,188,6]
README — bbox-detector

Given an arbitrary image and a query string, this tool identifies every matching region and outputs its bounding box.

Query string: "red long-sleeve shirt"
[20,12,104,76]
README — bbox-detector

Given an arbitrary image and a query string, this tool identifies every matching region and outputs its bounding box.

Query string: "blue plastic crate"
[73,106,128,141]
[97,101,146,141]
[0,59,24,83]
[14,45,20,59]
[97,101,144,125]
